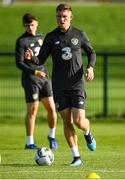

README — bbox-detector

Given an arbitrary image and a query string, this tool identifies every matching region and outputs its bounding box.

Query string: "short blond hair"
[56,3,72,12]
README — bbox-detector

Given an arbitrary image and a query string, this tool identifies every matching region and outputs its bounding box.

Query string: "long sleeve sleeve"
[81,32,96,68]
[15,38,35,74]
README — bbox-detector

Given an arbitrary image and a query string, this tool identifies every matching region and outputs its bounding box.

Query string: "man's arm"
[81,32,96,81]
[15,39,36,74]
[81,32,96,68]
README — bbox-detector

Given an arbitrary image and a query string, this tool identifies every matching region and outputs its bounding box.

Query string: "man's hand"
[25,48,33,60]
[34,70,46,78]
[85,67,94,81]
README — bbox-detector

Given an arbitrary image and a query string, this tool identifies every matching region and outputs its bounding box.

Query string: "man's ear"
[36,21,38,27]
[70,14,74,20]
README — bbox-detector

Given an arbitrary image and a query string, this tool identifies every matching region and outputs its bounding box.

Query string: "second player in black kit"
[16,32,52,102]
[16,13,58,150]
[16,31,50,102]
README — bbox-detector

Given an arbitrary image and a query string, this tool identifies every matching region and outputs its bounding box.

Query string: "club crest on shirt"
[38,39,43,46]
[71,38,78,45]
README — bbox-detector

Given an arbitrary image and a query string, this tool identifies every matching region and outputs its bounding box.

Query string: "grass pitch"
[0,120,125,179]
[0,3,125,179]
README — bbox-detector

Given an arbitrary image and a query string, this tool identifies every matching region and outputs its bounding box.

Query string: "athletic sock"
[83,129,90,135]
[26,136,34,145]
[48,128,56,138]
[71,146,80,157]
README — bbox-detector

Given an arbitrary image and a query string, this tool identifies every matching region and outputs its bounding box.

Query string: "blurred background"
[1,0,125,4]
[0,0,125,123]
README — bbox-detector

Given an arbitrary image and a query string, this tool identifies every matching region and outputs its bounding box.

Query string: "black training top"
[38,26,96,91]
[15,32,46,77]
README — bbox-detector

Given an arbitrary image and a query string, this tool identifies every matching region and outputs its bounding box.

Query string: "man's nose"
[61,17,65,21]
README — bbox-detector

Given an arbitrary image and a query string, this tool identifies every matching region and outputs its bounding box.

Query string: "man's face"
[24,20,38,35]
[56,9,72,32]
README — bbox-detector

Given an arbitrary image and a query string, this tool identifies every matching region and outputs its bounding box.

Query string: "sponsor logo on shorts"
[32,93,38,100]
[78,101,84,105]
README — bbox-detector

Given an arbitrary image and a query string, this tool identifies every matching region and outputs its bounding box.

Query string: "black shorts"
[22,76,52,103]
[53,89,86,112]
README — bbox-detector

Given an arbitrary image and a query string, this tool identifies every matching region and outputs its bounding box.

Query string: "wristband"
[34,70,38,75]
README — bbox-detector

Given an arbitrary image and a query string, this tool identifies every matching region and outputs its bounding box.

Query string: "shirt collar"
[57,26,72,34]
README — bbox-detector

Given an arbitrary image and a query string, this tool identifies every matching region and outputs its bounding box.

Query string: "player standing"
[15,13,58,149]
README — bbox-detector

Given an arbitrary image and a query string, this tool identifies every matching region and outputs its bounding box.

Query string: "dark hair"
[56,3,72,12]
[22,13,37,25]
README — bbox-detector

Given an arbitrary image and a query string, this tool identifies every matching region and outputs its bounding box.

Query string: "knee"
[75,117,90,130]
[27,107,37,119]
[74,119,82,129]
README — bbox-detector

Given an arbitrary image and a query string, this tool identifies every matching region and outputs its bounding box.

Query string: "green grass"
[0,4,125,51]
[0,120,125,179]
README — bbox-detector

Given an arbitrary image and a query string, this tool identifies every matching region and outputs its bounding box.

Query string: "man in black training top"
[15,13,58,149]
[25,4,96,166]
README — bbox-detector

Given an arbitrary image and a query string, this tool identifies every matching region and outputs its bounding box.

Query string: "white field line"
[0,169,125,173]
